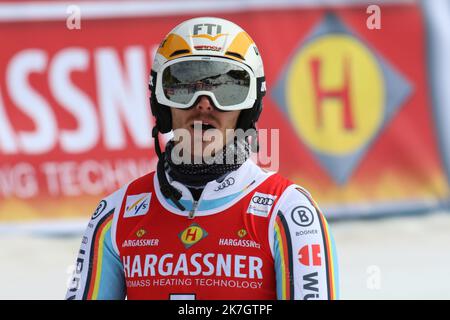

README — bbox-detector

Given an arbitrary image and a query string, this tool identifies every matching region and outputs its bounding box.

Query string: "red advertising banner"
[0,2,449,221]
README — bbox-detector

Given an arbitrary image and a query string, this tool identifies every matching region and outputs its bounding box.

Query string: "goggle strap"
[257,76,266,98]
[149,69,157,90]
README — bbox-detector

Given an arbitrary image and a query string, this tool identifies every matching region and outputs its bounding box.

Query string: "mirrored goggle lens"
[162,60,251,107]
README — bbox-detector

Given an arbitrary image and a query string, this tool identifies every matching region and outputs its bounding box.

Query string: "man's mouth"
[190,121,217,131]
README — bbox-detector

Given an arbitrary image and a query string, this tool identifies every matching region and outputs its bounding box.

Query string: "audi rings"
[214,177,235,191]
[251,196,274,206]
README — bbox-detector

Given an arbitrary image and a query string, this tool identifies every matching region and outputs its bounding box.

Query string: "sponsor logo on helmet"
[148,75,154,87]
[247,192,277,217]
[291,206,314,227]
[192,23,223,38]
[214,177,235,191]
[179,223,208,249]
[261,81,266,92]
[253,45,260,56]
[194,45,222,51]
[91,200,107,220]
[124,193,151,218]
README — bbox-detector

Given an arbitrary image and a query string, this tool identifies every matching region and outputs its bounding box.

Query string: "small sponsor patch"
[237,228,247,238]
[178,223,208,249]
[91,200,107,220]
[296,229,319,237]
[218,238,261,249]
[298,244,322,267]
[247,192,277,217]
[121,239,159,248]
[291,206,314,227]
[136,228,147,238]
[124,193,151,218]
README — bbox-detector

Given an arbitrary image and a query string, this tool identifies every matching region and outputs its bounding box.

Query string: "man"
[66,17,339,300]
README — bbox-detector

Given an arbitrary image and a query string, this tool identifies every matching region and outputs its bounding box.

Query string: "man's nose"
[194,96,214,113]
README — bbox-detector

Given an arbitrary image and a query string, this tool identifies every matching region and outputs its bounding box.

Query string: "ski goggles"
[154,56,258,111]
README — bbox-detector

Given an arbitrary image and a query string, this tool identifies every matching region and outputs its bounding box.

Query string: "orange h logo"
[185,228,198,241]
[179,223,207,249]
[310,56,355,130]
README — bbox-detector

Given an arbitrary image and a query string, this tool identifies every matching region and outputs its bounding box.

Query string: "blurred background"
[0,0,449,299]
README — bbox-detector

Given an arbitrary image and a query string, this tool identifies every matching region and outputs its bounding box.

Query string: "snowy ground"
[1,211,449,300]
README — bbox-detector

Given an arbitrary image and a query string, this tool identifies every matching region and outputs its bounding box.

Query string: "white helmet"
[149,17,266,133]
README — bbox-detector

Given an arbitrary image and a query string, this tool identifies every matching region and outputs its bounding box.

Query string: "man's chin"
[183,142,221,163]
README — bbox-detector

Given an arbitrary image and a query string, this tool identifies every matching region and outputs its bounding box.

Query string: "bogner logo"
[179,223,208,249]
[291,206,314,227]
[124,193,151,218]
[247,192,277,218]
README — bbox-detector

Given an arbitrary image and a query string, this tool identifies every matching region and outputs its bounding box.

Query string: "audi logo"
[214,177,235,191]
[252,196,274,206]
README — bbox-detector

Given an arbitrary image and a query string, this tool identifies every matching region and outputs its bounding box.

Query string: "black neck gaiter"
[164,137,250,188]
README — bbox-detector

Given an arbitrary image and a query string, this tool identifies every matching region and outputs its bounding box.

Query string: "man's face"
[171,96,241,160]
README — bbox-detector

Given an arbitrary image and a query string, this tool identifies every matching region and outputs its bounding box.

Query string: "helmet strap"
[249,124,259,153]
[152,126,186,211]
